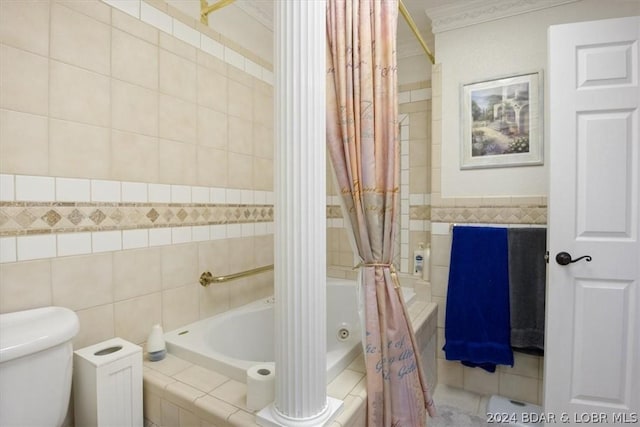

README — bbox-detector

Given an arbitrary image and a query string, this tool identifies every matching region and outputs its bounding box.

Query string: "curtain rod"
[200,0,235,24]
[200,0,435,64]
[398,0,435,64]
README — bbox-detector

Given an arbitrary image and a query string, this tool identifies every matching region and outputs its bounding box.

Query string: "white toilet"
[0,306,79,427]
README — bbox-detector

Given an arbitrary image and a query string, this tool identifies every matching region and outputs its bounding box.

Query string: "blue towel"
[443,226,514,372]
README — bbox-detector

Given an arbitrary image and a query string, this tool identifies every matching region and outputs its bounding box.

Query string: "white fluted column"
[256,1,343,426]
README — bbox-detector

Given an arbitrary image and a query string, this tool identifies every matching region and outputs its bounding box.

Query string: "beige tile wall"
[0,0,274,185]
[0,0,274,349]
[400,83,431,274]
[1,237,274,347]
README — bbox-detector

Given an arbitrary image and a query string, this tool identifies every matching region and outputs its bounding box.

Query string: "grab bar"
[199,264,274,286]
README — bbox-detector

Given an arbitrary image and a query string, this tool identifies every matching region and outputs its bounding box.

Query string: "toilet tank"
[0,306,79,427]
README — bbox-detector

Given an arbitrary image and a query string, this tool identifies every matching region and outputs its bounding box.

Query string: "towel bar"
[199,264,274,286]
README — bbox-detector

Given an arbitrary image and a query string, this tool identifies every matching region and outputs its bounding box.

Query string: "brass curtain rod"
[199,264,274,286]
[398,0,435,64]
[200,0,235,24]
[200,0,435,64]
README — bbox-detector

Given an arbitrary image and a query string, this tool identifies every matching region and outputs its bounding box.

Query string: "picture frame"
[460,71,543,169]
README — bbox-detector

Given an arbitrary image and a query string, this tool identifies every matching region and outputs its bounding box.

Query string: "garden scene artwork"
[471,82,530,156]
[461,72,543,169]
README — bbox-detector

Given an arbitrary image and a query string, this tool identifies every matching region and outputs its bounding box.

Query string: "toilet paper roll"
[246,363,275,411]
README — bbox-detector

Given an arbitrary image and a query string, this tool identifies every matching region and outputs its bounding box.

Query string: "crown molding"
[425,0,579,34]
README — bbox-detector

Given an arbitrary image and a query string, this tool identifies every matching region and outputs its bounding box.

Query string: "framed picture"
[460,71,543,169]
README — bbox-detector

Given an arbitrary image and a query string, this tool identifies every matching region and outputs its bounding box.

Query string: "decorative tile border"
[0,174,276,237]
[410,206,431,220]
[431,205,547,225]
[326,199,430,221]
[326,205,342,219]
[0,174,276,263]
[0,202,273,236]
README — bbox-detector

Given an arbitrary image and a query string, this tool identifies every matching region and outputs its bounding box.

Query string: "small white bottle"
[413,242,425,276]
[422,243,431,282]
[146,324,166,361]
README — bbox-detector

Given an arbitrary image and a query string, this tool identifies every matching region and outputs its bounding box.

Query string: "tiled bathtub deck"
[142,300,437,427]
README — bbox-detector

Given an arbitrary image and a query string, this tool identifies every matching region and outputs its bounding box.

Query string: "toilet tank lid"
[0,306,79,363]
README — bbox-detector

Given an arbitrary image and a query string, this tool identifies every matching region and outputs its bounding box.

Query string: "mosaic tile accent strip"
[0,202,274,237]
[431,205,547,224]
[409,206,431,220]
[326,204,431,221]
[327,205,343,219]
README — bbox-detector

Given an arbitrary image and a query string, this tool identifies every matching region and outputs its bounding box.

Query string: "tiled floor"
[433,384,490,419]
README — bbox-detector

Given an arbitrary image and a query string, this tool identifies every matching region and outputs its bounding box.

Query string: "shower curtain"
[326,1,435,425]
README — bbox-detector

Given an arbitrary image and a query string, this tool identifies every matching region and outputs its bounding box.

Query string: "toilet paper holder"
[74,338,143,426]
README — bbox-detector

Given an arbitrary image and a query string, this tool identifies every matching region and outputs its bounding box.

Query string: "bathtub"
[165,277,415,383]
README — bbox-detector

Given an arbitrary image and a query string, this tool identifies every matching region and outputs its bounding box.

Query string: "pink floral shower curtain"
[326,1,435,425]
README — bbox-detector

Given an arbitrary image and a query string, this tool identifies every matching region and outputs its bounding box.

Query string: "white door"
[546,16,640,425]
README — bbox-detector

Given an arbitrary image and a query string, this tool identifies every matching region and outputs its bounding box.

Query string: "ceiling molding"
[425,0,579,33]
